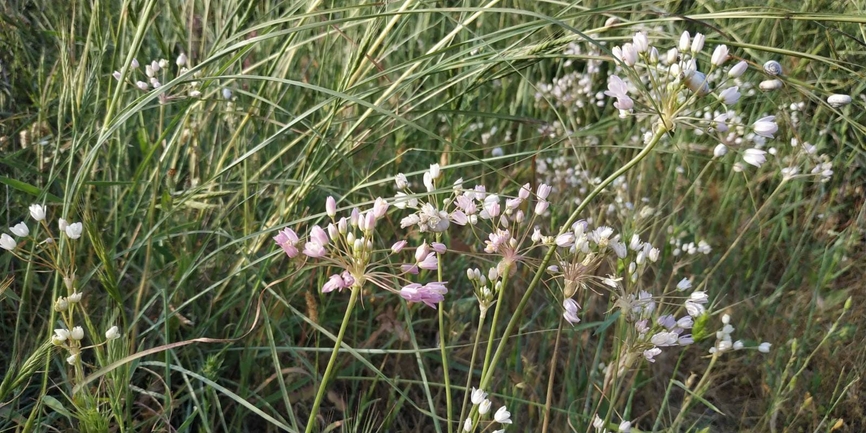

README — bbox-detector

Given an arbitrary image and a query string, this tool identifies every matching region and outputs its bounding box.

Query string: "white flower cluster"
[709,313,770,355]
[535,42,607,115]
[112,52,201,102]
[463,387,511,432]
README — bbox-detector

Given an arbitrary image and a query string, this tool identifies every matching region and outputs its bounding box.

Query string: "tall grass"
[1,0,864,432]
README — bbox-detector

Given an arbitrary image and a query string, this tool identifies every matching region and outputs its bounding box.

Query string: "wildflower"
[54,329,70,342]
[676,278,692,291]
[222,88,233,99]
[643,347,662,362]
[632,32,649,53]
[10,222,29,237]
[112,71,122,81]
[563,298,581,324]
[70,326,84,341]
[685,71,710,96]
[479,399,492,415]
[189,90,201,98]
[494,406,512,424]
[712,143,728,158]
[728,60,748,78]
[391,240,408,254]
[0,234,16,251]
[616,43,638,66]
[429,163,441,180]
[827,94,852,107]
[66,353,79,365]
[648,46,659,64]
[463,418,472,432]
[718,86,740,105]
[759,79,783,91]
[29,204,46,221]
[691,33,705,53]
[604,76,634,110]
[394,173,409,189]
[325,196,337,218]
[68,292,82,303]
[711,44,729,66]
[651,331,680,347]
[758,342,771,353]
[752,116,778,138]
[400,282,448,308]
[763,60,782,76]
[136,81,149,91]
[471,387,487,405]
[619,420,632,432]
[322,273,350,293]
[431,242,446,254]
[534,200,550,215]
[105,326,121,340]
[678,31,691,51]
[54,297,69,312]
[685,301,705,317]
[733,340,744,350]
[555,232,575,247]
[274,228,300,258]
[743,148,768,168]
[176,53,188,67]
[130,58,140,68]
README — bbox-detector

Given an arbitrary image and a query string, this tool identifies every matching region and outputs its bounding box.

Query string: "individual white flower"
[733,340,744,350]
[827,94,852,107]
[752,116,778,138]
[758,342,771,353]
[130,58,140,69]
[65,222,84,239]
[678,31,691,51]
[479,399,492,415]
[711,44,729,66]
[728,60,748,78]
[743,149,768,168]
[685,71,710,96]
[394,173,409,190]
[136,81,149,91]
[494,406,512,424]
[759,79,783,92]
[54,328,70,342]
[463,418,472,432]
[105,325,121,340]
[643,347,662,362]
[429,163,441,179]
[718,86,740,105]
[222,88,233,99]
[29,204,46,221]
[68,291,82,303]
[722,313,731,324]
[713,143,728,158]
[0,234,16,251]
[66,353,79,365]
[70,326,84,341]
[326,196,337,218]
[158,59,168,69]
[676,278,692,291]
[176,53,188,67]
[189,90,201,98]
[471,387,487,405]
[54,297,69,312]
[617,43,638,66]
[648,46,659,64]
[9,222,29,237]
[691,33,705,53]
[632,32,648,53]
[619,420,632,432]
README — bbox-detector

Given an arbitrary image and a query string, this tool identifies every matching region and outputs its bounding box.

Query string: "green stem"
[479,268,510,380]
[436,234,453,433]
[541,317,564,433]
[670,352,720,431]
[476,127,667,393]
[304,285,361,433]
[458,310,487,428]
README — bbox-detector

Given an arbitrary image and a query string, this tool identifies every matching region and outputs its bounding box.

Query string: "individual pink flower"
[391,240,408,254]
[431,242,447,254]
[400,282,448,308]
[274,228,300,258]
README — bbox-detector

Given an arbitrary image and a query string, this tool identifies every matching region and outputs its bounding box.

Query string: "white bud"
[176,53,188,67]
[713,143,728,158]
[728,60,748,78]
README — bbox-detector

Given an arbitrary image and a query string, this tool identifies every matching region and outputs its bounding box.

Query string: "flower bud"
[728,60,748,78]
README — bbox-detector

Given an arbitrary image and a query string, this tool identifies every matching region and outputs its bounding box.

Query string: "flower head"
[494,405,512,424]
[743,148,768,168]
[65,222,83,239]
[29,204,46,221]
[9,223,28,237]
[0,234,17,251]
[274,228,300,258]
